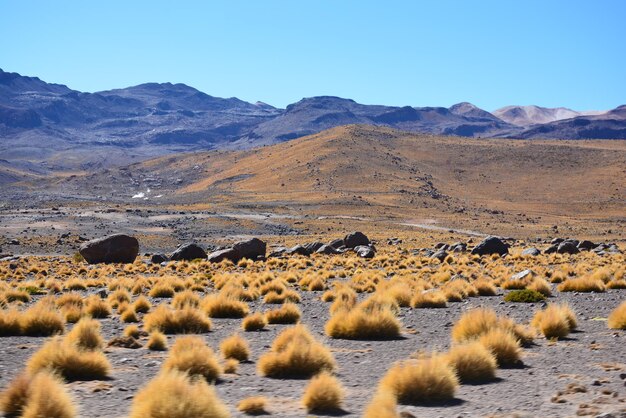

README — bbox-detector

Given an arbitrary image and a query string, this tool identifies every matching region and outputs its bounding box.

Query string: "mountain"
[1,68,624,178]
[493,105,605,126]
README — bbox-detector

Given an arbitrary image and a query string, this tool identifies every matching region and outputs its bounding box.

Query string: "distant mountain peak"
[493,105,607,126]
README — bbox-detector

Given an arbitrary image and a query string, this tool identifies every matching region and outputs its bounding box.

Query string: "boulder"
[315,244,341,255]
[471,236,509,256]
[577,240,596,251]
[431,249,448,262]
[557,241,579,255]
[79,234,139,264]
[328,238,345,249]
[150,254,169,264]
[233,238,267,260]
[303,241,325,254]
[170,243,207,261]
[268,247,288,257]
[544,244,559,254]
[343,231,370,249]
[521,247,541,256]
[286,245,311,256]
[354,245,375,259]
[207,248,240,263]
[511,269,534,281]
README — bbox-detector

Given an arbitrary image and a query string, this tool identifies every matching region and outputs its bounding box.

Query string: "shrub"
[149,283,175,298]
[531,304,577,339]
[223,359,239,374]
[479,329,522,367]
[162,336,221,382]
[410,291,447,308]
[258,325,335,378]
[129,371,229,418]
[20,303,65,337]
[242,312,267,331]
[473,280,497,296]
[124,325,141,339]
[504,289,545,303]
[451,307,531,345]
[265,303,301,324]
[0,372,76,418]
[379,355,458,404]
[146,331,168,351]
[27,337,111,381]
[363,390,398,418]
[171,290,200,309]
[0,309,22,336]
[237,396,268,415]
[220,334,250,361]
[325,306,401,339]
[445,342,497,383]
[558,277,605,293]
[607,301,626,330]
[202,294,249,318]
[85,296,111,318]
[144,305,212,334]
[302,372,344,413]
[65,318,104,351]
[133,296,151,313]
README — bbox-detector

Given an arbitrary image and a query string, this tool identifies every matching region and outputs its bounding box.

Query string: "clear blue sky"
[1,0,625,111]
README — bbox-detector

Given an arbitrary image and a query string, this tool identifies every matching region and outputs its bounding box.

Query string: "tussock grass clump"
[325,306,401,339]
[607,301,626,330]
[124,325,141,339]
[129,370,229,418]
[223,359,239,374]
[144,305,212,334]
[220,334,250,361]
[257,325,335,378]
[302,372,344,413]
[410,290,447,308]
[237,396,268,415]
[27,337,111,381]
[473,280,497,296]
[479,329,522,367]
[4,289,31,303]
[85,296,111,318]
[162,336,222,382]
[146,331,168,351]
[0,309,22,336]
[149,283,175,298]
[171,290,200,309]
[558,277,605,293]
[120,308,139,323]
[445,342,497,383]
[265,303,301,324]
[20,303,65,337]
[263,289,301,304]
[65,318,104,351]
[532,303,577,339]
[528,278,552,296]
[379,355,458,404]
[242,312,267,331]
[133,296,151,313]
[504,289,545,303]
[1,372,76,418]
[202,294,249,318]
[363,390,398,418]
[451,307,532,345]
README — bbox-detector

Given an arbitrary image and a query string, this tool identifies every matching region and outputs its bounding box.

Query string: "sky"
[1,0,625,111]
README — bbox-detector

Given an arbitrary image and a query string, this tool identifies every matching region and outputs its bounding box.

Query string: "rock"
[268,247,288,257]
[551,238,564,245]
[511,269,534,281]
[577,240,596,251]
[170,243,207,261]
[431,249,448,262]
[387,237,402,245]
[9,239,19,245]
[233,238,267,260]
[286,244,311,256]
[108,336,142,349]
[343,231,370,249]
[522,247,541,256]
[303,241,324,254]
[315,244,341,255]
[328,238,345,249]
[151,254,169,264]
[557,241,579,254]
[207,248,240,263]
[544,244,559,254]
[471,236,509,256]
[451,242,467,253]
[79,234,139,264]
[354,245,375,259]
[434,242,448,250]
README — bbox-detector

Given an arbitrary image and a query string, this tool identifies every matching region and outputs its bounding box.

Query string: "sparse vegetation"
[242,312,267,331]
[237,396,268,415]
[607,301,626,329]
[504,289,546,303]
[445,342,497,383]
[162,336,222,382]
[302,372,344,413]
[220,333,250,361]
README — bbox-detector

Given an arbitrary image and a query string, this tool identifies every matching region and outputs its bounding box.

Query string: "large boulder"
[557,241,579,255]
[316,244,341,255]
[79,234,139,264]
[233,238,266,260]
[286,245,311,256]
[151,254,169,264]
[343,232,370,249]
[471,236,509,256]
[170,243,207,261]
[207,248,240,263]
[328,239,345,249]
[577,240,596,251]
[354,245,375,259]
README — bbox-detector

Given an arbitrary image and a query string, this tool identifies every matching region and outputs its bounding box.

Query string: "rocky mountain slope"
[493,105,605,126]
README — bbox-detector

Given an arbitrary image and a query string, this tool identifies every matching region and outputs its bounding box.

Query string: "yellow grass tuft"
[257,325,335,378]
[124,325,141,339]
[223,359,239,374]
[202,294,249,318]
[445,342,497,383]
[379,354,458,404]
[558,277,605,293]
[129,370,229,418]
[162,336,222,382]
[302,372,344,413]
[479,329,522,367]
[220,334,250,361]
[607,301,626,330]
[144,305,212,334]
[0,309,22,336]
[1,372,76,418]
[237,396,268,415]
[410,290,447,308]
[85,296,111,318]
[133,296,151,313]
[242,312,267,331]
[325,306,401,339]
[146,331,168,351]
[265,303,301,324]
[65,317,104,351]
[20,303,65,337]
[363,390,398,418]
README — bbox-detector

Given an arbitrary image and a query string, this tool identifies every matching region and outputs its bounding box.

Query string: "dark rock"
[544,244,559,254]
[557,241,580,254]
[233,238,267,260]
[79,234,139,264]
[315,244,341,255]
[521,247,541,256]
[151,254,169,264]
[577,240,596,251]
[207,248,240,263]
[471,236,509,256]
[431,249,448,262]
[268,247,288,257]
[354,245,375,259]
[434,242,447,249]
[170,243,207,261]
[343,231,370,249]
[328,238,345,249]
[303,241,324,254]
[551,237,564,245]
[286,244,311,256]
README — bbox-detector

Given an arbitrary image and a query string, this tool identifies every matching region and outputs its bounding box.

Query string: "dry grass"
[265,303,301,324]
[223,359,239,374]
[65,317,104,351]
[124,325,141,338]
[144,305,212,334]
[237,396,268,415]
[0,372,76,418]
[558,277,605,292]
[258,325,335,378]
[0,309,22,336]
[445,342,497,383]
[20,303,65,337]
[532,304,577,339]
[451,307,531,345]
[133,296,151,313]
[27,337,111,381]
[325,306,401,339]
[85,296,111,318]
[302,372,344,413]
[241,312,267,331]
[129,370,229,418]
[202,294,249,318]
[363,390,398,418]
[146,331,168,351]
[479,329,522,367]
[220,334,250,361]
[162,336,222,382]
[473,280,498,296]
[410,290,447,308]
[607,301,626,330]
[379,354,458,404]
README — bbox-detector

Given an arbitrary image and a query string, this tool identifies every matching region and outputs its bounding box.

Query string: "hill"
[493,105,605,126]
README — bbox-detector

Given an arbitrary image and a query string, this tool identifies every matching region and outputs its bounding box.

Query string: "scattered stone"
[354,245,375,259]
[170,243,207,261]
[315,244,341,255]
[577,240,596,251]
[557,241,580,254]
[471,236,509,256]
[232,237,267,260]
[79,234,139,264]
[303,241,324,254]
[286,244,311,256]
[511,269,534,281]
[150,254,169,264]
[343,231,370,249]
[107,336,142,349]
[431,249,448,262]
[328,238,345,249]
[207,248,240,263]
[544,244,559,254]
[522,247,541,256]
